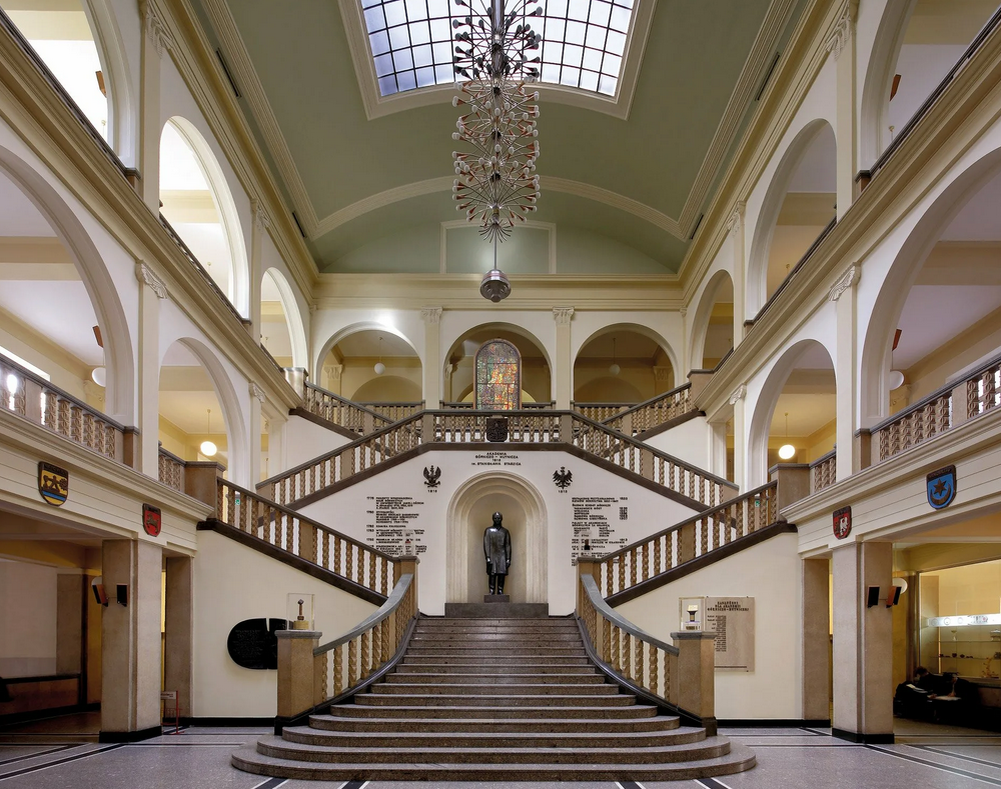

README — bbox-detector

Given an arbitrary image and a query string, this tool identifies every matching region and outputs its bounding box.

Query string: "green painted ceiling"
[196,0,794,274]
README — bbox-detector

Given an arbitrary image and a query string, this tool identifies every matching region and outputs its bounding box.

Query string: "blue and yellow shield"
[927,465,957,510]
[38,462,68,507]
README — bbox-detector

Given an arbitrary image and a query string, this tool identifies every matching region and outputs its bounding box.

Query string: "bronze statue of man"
[483,511,512,595]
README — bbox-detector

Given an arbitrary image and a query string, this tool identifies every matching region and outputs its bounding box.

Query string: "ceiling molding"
[337,0,657,122]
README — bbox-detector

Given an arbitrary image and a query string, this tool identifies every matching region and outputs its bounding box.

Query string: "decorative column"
[100,539,163,741]
[728,201,747,339]
[677,307,688,378]
[139,0,173,212]
[553,307,574,409]
[830,265,859,480]
[729,385,747,490]
[421,307,443,408]
[831,540,894,743]
[135,262,167,478]
[827,1,858,216]
[249,382,265,484]
[249,200,270,340]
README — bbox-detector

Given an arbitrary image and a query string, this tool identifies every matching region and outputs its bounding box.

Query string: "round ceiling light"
[91,366,106,387]
[374,362,386,375]
[200,440,217,458]
[608,363,621,376]
[889,370,905,390]
[778,444,796,461]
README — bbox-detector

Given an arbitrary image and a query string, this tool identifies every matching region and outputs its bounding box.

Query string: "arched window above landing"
[475,339,521,410]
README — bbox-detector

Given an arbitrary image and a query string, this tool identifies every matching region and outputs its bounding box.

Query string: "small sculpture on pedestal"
[483,511,512,599]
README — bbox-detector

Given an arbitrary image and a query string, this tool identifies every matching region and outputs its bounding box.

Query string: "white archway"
[160,117,250,316]
[689,269,735,371]
[261,267,308,369]
[446,472,548,605]
[746,120,837,316]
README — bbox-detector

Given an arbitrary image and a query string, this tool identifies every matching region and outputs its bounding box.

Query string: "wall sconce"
[867,579,908,608]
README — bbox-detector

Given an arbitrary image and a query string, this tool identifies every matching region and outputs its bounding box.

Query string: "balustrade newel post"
[276,629,321,726]
[670,630,717,735]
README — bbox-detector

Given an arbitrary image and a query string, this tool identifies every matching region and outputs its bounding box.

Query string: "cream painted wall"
[0,558,58,677]
[616,531,803,720]
[645,417,711,471]
[282,413,352,471]
[298,449,704,616]
[191,529,376,718]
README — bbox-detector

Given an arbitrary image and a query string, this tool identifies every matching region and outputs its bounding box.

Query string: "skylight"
[360,0,634,98]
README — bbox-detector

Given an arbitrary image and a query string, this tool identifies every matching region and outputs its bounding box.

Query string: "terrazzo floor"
[2,719,1001,787]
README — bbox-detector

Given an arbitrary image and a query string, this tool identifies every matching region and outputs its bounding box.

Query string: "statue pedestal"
[483,594,510,603]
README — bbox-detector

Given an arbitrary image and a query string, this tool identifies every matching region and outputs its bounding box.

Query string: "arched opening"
[861,0,999,165]
[690,271,735,370]
[1,0,110,142]
[317,326,422,405]
[0,149,132,422]
[260,268,306,369]
[444,324,551,405]
[748,340,837,487]
[159,118,249,316]
[445,472,548,606]
[573,325,675,405]
[862,150,1001,428]
[748,121,837,314]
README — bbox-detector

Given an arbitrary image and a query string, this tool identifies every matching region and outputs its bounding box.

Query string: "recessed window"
[360,0,635,97]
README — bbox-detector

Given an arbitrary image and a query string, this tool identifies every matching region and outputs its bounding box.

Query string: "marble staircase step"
[307,713,676,733]
[369,682,618,696]
[328,703,656,719]
[385,671,604,684]
[355,692,634,707]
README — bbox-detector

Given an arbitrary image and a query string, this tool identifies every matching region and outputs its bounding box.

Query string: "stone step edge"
[286,723,695,743]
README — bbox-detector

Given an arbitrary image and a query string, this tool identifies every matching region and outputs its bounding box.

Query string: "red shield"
[142,503,161,537]
[833,506,851,540]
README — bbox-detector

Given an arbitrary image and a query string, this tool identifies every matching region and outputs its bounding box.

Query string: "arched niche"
[445,472,547,605]
[747,339,837,487]
[159,117,250,316]
[0,142,133,421]
[261,267,307,369]
[861,146,1001,426]
[444,324,551,404]
[573,324,676,403]
[689,269,735,371]
[747,120,837,315]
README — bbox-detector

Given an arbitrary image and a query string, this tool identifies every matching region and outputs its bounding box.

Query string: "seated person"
[894,666,938,719]
[930,671,979,725]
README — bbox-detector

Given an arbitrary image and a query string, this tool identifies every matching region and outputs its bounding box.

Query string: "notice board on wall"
[705,596,755,671]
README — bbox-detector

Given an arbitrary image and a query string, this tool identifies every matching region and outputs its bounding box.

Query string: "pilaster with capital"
[248,381,264,483]
[138,1,168,211]
[833,264,860,479]
[728,384,748,490]
[728,200,747,339]
[134,261,164,476]
[421,307,443,408]
[553,308,574,408]
[249,199,270,340]
[828,0,858,215]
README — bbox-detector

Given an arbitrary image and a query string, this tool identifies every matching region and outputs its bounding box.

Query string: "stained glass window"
[475,339,522,410]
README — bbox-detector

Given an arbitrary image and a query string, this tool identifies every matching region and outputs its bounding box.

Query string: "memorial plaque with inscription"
[705,597,754,671]
[226,617,287,670]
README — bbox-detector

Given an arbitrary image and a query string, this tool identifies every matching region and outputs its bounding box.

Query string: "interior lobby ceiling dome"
[192,0,805,274]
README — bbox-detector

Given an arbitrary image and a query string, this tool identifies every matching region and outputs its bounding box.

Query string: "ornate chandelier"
[451,0,542,301]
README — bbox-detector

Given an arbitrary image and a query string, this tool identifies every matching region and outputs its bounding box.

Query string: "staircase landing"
[232,616,755,781]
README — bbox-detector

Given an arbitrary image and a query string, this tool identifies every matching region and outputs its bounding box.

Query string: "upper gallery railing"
[866,350,1001,464]
[572,402,631,422]
[301,382,394,435]
[158,445,186,491]
[600,383,696,437]
[576,562,716,732]
[809,449,836,493]
[260,410,738,511]
[358,402,425,422]
[594,481,778,602]
[214,478,398,599]
[1,353,129,463]
[442,401,555,410]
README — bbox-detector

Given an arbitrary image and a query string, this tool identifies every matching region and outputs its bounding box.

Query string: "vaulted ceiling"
[190,0,805,274]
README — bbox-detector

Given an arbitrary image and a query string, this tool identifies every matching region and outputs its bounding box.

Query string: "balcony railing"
[1,353,129,463]
[810,449,836,493]
[572,402,631,422]
[599,383,695,437]
[158,445,186,491]
[261,409,738,512]
[302,382,394,435]
[357,402,425,422]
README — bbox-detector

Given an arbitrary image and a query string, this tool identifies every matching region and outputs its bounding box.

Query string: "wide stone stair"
[233,616,755,780]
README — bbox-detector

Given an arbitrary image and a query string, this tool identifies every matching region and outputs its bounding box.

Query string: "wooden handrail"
[315,573,414,654]
[579,575,677,655]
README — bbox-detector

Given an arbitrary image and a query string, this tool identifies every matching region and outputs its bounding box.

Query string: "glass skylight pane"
[362,0,634,98]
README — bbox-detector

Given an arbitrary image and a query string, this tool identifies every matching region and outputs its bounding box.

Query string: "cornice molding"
[0,22,300,413]
[163,0,318,299]
[694,19,1001,419]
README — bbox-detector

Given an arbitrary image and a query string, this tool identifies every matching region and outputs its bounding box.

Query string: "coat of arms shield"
[927,465,957,510]
[38,462,68,506]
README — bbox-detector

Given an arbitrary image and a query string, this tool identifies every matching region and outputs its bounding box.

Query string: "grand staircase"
[233,616,755,781]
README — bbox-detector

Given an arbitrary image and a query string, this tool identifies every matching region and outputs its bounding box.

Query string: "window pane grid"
[361,0,634,97]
